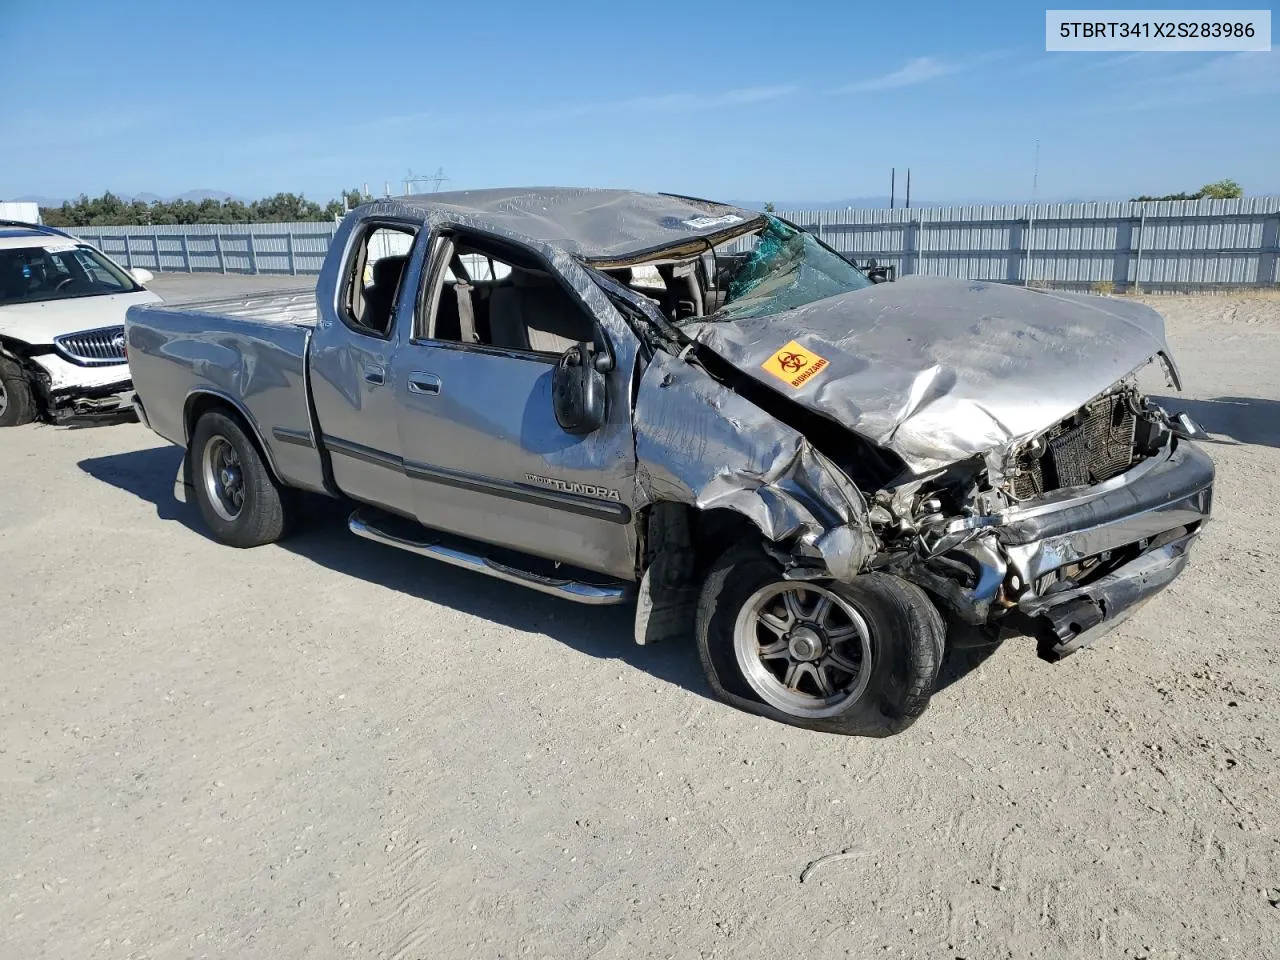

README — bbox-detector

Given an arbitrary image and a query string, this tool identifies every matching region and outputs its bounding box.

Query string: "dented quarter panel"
[124,306,327,493]
[686,275,1180,474]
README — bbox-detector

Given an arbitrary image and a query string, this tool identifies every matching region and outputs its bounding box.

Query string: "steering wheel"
[55,276,77,292]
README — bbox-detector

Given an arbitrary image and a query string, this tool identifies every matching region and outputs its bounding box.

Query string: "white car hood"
[0,289,162,345]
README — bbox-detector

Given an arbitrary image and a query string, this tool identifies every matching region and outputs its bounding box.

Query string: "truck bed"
[156,288,320,326]
[125,288,329,496]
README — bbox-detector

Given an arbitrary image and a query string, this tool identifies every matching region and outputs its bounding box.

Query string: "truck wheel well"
[183,392,283,485]
[690,508,771,574]
[640,502,772,587]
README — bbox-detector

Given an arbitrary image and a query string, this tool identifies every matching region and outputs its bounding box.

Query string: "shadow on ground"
[1154,395,1280,448]
[79,445,711,701]
[80,445,993,715]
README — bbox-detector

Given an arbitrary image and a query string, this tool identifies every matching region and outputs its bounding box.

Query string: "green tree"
[37,187,368,226]
[1132,179,1244,202]
[763,201,776,213]
[249,192,324,222]
[1198,178,1242,200]
[322,187,368,221]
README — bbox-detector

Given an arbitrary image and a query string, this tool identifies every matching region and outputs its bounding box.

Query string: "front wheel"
[0,357,37,427]
[190,410,293,547]
[696,543,945,736]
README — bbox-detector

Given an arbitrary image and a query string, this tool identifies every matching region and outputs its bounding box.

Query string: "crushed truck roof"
[358,187,764,262]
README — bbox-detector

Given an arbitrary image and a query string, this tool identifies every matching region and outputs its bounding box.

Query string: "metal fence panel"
[68,221,339,276]
[61,196,1280,289]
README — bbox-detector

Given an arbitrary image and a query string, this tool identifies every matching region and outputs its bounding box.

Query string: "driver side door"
[391,231,639,579]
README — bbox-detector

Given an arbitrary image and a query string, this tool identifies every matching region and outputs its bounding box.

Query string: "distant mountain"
[173,189,243,203]
[12,195,69,208]
[15,189,246,207]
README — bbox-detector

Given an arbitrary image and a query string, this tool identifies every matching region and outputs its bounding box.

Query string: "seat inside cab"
[430,242,593,354]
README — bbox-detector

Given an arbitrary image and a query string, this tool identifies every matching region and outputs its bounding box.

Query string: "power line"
[402,167,449,195]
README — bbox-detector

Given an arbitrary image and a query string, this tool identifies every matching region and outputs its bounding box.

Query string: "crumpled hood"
[685,276,1178,475]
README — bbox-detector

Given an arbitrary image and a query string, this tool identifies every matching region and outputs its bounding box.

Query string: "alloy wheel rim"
[733,582,875,718]
[0,380,8,417]
[201,435,245,521]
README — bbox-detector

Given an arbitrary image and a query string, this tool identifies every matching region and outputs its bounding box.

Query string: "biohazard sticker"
[761,340,829,389]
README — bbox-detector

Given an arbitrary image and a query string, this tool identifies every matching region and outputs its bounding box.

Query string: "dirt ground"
[2,280,1278,960]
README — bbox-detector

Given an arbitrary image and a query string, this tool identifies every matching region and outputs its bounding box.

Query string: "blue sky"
[1,0,1276,204]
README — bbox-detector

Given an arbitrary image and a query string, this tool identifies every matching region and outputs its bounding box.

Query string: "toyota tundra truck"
[124,188,1214,736]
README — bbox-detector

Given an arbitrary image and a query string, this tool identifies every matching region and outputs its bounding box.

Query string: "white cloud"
[706,85,799,107]
[552,84,798,119]
[1100,50,1280,111]
[175,83,803,165]
[838,56,955,93]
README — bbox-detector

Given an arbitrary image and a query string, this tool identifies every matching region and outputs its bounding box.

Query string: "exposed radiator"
[1011,392,1138,499]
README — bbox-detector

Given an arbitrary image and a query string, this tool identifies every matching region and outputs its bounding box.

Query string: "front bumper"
[999,438,1214,581]
[1018,528,1198,657]
[50,383,137,424]
[28,354,137,425]
[1005,438,1213,656]
[919,438,1214,656]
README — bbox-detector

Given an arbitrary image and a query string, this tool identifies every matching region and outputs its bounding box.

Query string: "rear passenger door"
[392,231,639,580]
[308,220,420,513]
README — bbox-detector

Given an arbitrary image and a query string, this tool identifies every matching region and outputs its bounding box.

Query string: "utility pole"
[1026,140,1040,289]
[890,168,896,209]
[1032,139,1040,203]
[906,168,911,209]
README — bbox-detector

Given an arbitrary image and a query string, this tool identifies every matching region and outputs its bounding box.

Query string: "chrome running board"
[348,508,634,606]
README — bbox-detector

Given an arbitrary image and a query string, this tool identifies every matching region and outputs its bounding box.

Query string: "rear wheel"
[696,543,945,736]
[0,357,37,427]
[190,410,292,547]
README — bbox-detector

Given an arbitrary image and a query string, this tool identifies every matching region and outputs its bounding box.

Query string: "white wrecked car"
[0,220,159,426]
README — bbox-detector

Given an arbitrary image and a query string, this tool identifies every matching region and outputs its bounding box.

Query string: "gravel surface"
[2,280,1278,959]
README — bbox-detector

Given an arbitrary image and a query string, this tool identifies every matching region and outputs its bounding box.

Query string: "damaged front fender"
[633,350,878,579]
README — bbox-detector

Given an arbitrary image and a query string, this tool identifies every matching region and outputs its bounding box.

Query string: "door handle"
[363,366,385,385]
[408,372,442,396]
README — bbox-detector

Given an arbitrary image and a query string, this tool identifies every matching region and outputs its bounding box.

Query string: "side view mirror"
[130,267,155,285]
[845,256,895,284]
[552,340,610,435]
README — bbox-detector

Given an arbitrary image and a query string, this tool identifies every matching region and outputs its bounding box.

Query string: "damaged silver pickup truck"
[125,188,1214,736]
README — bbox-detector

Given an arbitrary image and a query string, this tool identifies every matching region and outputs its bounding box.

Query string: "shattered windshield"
[699,216,872,323]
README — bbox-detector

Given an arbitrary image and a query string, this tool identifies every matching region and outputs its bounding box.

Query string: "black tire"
[0,357,37,427]
[189,410,292,547]
[695,542,945,737]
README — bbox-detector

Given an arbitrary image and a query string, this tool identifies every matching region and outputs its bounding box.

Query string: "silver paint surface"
[363,187,759,261]
[124,308,328,494]
[687,275,1180,474]
[633,351,877,580]
[126,190,1211,613]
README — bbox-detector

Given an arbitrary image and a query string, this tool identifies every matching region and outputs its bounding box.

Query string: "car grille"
[54,326,127,365]
[1011,391,1138,499]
